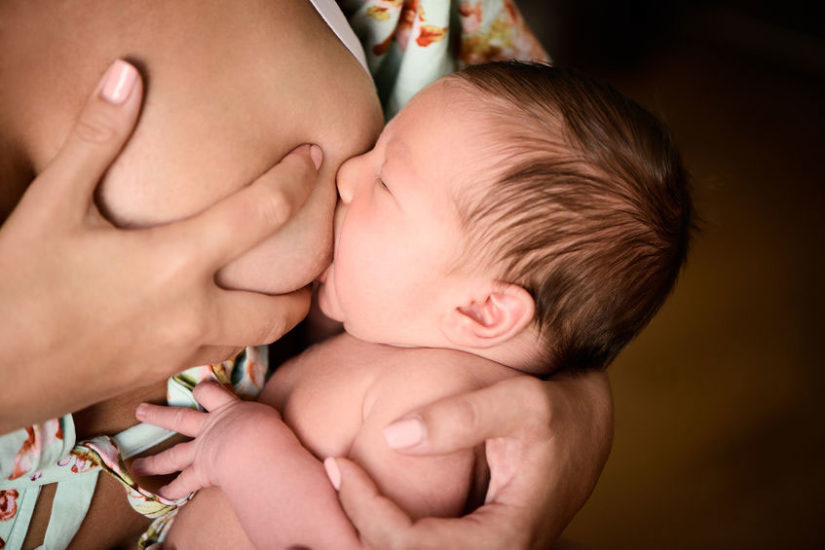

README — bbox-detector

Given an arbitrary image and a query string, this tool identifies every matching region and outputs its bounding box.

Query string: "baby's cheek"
[216,173,336,294]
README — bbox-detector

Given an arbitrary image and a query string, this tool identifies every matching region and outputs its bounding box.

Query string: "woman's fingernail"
[384,416,426,449]
[323,457,341,491]
[101,60,138,105]
[309,144,323,170]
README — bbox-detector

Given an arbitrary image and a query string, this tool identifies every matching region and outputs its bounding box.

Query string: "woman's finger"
[173,144,323,270]
[332,457,527,550]
[192,381,239,411]
[327,458,414,548]
[135,403,207,437]
[132,440,197,477]
[208,286,312,347]
[382,376,553,456]
[33,60,143,220]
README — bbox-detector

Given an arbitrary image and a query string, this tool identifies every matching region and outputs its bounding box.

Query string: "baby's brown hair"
[451,62,693,372]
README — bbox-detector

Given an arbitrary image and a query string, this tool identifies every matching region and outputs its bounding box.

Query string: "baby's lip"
[330,202,344,257]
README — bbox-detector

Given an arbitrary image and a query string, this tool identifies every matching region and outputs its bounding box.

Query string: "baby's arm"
[135,358,483,546]
[133,382,362,549]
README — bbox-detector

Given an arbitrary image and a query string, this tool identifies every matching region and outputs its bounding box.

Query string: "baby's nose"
[336,158,357,204]
[332,201,346,242]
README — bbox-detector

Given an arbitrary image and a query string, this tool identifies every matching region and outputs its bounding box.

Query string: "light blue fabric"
[0,416,174,550]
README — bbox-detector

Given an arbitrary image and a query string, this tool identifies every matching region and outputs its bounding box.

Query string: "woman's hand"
[0,60,322,433]
[132,382,285,500]
[328,371,613,549]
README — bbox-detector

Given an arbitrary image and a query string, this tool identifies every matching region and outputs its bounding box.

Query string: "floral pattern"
[341,0,550,116]
[6,419,63,481]
[457,0,546,65]
[0,490,18,522]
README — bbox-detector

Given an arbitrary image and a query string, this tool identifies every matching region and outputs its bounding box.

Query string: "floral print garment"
[340,0,550,116]
[0,346,267,549]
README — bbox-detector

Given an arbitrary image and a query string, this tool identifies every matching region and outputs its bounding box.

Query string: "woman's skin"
[0,1,613,547]
[0,61,320,434]
[1,0,382,547]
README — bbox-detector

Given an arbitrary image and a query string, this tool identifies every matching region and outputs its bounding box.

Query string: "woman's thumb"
[33,59,143,220]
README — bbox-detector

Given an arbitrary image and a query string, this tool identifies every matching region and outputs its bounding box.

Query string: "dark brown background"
[516,0,824,547]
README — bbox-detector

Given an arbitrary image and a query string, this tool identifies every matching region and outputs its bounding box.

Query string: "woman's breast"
[2,0,383,294]
[1,2,383,546]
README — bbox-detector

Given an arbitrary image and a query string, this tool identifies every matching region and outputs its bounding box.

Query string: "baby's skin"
[134,78,544,548]
[136,334,516,548]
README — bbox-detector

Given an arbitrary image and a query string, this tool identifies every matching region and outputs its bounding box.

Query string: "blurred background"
[514,0,824,547]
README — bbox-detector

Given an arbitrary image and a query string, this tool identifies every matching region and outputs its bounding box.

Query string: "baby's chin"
[315,279,344,323]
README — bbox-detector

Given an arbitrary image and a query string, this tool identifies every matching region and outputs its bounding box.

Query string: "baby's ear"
[442,283,535,349]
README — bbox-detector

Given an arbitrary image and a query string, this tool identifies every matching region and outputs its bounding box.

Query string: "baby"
[133,61,692,548]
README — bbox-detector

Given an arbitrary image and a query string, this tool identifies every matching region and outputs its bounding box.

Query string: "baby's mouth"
[326,202,345,277]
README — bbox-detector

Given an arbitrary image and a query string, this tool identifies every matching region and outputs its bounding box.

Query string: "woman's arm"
[0,62,319,433]
[0,0,383,432]
[331,371,614,548]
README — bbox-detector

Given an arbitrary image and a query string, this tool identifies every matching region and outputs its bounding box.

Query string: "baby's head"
[319,61,692,373]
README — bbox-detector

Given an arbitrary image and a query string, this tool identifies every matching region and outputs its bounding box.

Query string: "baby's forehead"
[390,81,554,207]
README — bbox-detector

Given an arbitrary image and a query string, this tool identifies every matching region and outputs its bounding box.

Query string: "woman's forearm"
[0,62,318,434]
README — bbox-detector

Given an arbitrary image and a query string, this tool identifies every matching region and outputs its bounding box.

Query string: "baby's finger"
[157,465,207,501]
[192,381,239,411]
[132,440,197,477]
[208,286,312,347]
[135,403,207,437]
[177,144,322,269]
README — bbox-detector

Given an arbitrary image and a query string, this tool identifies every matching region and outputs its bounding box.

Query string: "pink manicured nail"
[101,60,138,105]
[384,416,426,449]
[324,457,341,491]
[309,144,323,170]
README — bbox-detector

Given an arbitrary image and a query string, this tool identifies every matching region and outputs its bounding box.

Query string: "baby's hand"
[132,381,282,500]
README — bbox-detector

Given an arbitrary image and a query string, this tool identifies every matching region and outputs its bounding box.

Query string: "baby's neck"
[363,328,546,377]
[458,334,548,376]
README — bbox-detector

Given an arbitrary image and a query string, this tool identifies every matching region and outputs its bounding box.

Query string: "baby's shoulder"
[363,343,515,422]
[349,343,515,519]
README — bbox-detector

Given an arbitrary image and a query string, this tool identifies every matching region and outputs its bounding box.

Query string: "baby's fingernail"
[323,457,341,491]
[101,60,138,105]
[135,403,148,419]
[384,416,426,449]
[131,459,146,473]
[309,144,323,170]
